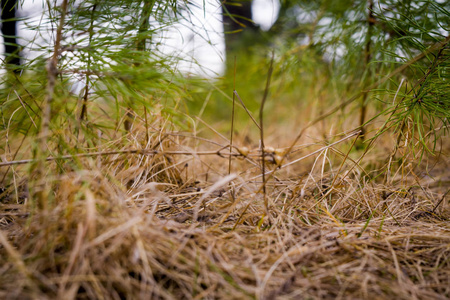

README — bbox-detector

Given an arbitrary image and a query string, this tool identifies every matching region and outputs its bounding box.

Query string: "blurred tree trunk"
[222,1,259,63]
[1,0,20,72]
[358,0,375,140]
[221,1,299,65]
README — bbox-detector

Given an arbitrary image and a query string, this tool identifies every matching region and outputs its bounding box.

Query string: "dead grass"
[0,118,449,299]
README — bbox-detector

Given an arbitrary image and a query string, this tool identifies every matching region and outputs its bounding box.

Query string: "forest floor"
[0,122,449,299]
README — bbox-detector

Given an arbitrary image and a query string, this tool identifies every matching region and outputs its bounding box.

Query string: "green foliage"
[1,0,449,191]
[218,0,449,156]
[1,0,200,143]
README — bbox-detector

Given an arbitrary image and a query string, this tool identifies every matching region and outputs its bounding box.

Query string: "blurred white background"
[1,0,279,77]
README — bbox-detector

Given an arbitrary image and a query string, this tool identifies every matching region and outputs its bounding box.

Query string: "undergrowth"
[1,97,448,298]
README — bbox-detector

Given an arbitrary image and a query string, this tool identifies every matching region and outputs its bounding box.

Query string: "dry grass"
[0,116,449,299]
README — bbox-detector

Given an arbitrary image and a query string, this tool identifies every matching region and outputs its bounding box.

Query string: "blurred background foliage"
[0,0,449,167]
[198,0,450,149]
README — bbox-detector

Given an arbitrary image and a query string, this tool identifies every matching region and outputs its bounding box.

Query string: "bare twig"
[0,149,244,167]
[229,57,237,175]
[32,0,69,210]
[432,189,450,213]
[259,52,275,220]
[233,90,260,130]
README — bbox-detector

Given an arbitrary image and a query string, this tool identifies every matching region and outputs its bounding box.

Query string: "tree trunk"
[1,0,20,72]
[222,1,259,62]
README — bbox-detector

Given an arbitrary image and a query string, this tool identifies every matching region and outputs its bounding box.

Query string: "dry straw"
[1,114,449,299]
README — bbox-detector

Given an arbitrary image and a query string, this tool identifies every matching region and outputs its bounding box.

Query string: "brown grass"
[0,116,449,299]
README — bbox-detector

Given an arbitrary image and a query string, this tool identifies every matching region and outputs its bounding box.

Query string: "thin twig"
[14,91,37,128]
[329,131,361,188]
[0,149,244,167]
[229,57,237,175]
[432,189,450,213]
[233,90,260,130]
[33,0,69,210]
[259,52,275,219]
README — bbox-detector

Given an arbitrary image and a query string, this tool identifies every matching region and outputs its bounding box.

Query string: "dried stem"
[32,0,69,211]
[259,52,275,219]
[229,57,237,175]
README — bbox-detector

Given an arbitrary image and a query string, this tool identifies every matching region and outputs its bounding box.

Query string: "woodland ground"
[0,108,449,299]
[0,0,448,297]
